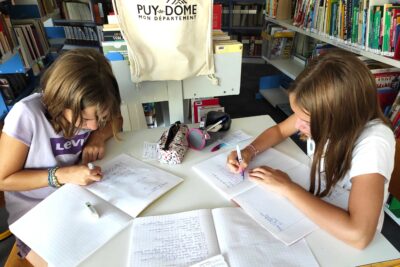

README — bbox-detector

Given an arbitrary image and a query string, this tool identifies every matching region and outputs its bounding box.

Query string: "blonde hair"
[289,50,390,197]
[41,48,121,138]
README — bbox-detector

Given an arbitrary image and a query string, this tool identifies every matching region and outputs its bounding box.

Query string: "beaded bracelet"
[48,166,63,188]
[246,144,259,158]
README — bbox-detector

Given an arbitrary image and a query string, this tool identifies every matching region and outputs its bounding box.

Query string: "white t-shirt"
[3,93,91,224]
[308,119,395,231]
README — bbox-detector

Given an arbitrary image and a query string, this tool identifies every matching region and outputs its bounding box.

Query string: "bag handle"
[163,121,181,150]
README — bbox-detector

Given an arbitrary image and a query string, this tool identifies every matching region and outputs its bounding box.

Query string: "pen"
[88,162,95,170]
[236,145,245,180]
[206,117,226,132]
[85,201,99,219]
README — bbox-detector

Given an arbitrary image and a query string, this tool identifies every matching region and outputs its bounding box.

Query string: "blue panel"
[259,74,284,90]
[10,5,41,19]
[105,52,125,61]
[0,53,25,74]
[45,27,66,39]
[0,95,9,120]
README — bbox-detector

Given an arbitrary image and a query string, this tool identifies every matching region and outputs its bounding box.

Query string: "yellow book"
[214,40,243,54]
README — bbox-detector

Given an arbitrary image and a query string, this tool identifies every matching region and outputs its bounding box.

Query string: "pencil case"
[157,121,189,165]
[187,111,231,150]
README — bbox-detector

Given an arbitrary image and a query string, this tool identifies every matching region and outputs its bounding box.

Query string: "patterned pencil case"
[157,121,189,165]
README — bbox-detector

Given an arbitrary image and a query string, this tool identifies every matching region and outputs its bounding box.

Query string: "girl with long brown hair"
[227,51,395,249]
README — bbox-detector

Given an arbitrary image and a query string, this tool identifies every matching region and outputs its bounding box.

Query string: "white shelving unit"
[261,56,303,80]
[264,16,400,69]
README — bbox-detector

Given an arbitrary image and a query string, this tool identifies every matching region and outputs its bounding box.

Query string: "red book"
[213,4,222,30]
[192,98,219,123]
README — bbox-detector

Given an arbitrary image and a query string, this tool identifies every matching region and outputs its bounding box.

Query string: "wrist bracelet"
[48,166,63,188]
[247,144,259,158]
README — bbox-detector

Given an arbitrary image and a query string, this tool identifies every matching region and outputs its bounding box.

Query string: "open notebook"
[10,153,183,267]
[129,207,319,267]
[192,148,349,245]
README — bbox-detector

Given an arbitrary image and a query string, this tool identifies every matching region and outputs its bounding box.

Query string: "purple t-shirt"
[3,93,90,224]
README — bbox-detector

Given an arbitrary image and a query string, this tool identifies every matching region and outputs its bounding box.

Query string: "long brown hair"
[41,48,121,139]
[289,50,390,197]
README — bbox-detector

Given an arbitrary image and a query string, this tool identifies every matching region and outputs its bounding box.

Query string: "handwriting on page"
[142,142,158,161]
[131,213,213,267]
[210,166,244,188]
[189,255,228,267]
[101,163,169,195]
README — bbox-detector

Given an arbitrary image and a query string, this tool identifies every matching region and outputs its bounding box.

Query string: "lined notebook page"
[212,207,319,267]
[233,186,317,245]
[10,184,132,267]
[87,153,183,217]
[192,148,306,199]
[193,152,255,198]
[129,209,220,267]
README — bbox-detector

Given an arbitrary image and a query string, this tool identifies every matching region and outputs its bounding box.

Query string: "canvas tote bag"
[112,0,215,82]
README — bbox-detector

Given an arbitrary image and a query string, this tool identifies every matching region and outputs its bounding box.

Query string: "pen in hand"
[236,145,245,180]
[85,201,99,219]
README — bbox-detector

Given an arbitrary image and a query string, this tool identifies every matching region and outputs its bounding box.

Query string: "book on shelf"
[10,153,184,267]
[191,98,220,123]
[62,0,94,21]
[192,148,349,245]
[212,30,230,41]
[213,3,222,30]
[53,19,101,50]
[12,0,58,18]
[265,0,292,20]
[214,40,243,54]
[197,105,224,124]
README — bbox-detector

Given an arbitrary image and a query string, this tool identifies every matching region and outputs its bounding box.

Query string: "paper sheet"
[142,142,158,161]
[233,187,317,245]
[212,208,319,267]
[129,209,220,267]
[87,153,183,217]
[9,184,132,267]
[190,255,229,267]
[192,148,318,245]
[219,130,252,145]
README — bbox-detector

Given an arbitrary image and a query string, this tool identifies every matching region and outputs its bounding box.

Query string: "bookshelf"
[215,0,265,62]
[0,0,57,120]
[264,16,400,69]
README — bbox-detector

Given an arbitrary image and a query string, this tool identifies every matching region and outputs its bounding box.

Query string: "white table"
[82,115,400,267]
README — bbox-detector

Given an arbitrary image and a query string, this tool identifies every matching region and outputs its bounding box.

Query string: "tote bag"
[112,0,215,82]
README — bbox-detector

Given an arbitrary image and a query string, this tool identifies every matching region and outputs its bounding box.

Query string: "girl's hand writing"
[226,147,253,173]
[248,166,294,196]
[56,165,103,186]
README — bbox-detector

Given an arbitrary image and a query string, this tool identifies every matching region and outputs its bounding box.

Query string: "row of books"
[13,0,58,18]
[0,73,30,105]
[51,19,102,51]
[13,19,50,68]
[0,13,17,59]
[262,22,295,59]
[191,98,224,123]
[223,4,265,27]
[265,0,292,20]
[242,36,263,57]
[291,0,400,59]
